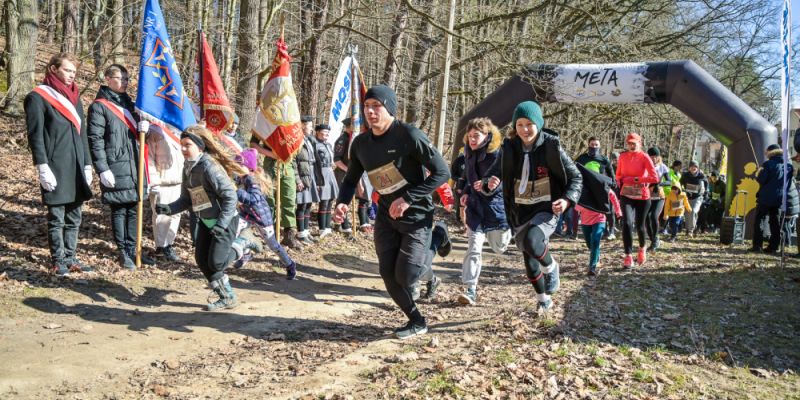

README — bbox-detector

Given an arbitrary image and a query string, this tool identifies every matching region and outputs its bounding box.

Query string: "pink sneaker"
[623,254,633,269]
[637,247,647,266]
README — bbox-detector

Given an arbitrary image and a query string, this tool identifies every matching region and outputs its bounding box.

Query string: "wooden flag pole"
[275,162,282,241]
[135,128,147,269]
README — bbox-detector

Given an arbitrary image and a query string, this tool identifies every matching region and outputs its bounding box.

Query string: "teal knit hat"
[512,101,544,131]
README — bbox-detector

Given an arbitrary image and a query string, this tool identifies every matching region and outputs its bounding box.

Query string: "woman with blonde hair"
[155,125,253,311]
[457,117,510,305]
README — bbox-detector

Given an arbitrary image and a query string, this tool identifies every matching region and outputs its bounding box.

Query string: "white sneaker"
[319,228,332,238]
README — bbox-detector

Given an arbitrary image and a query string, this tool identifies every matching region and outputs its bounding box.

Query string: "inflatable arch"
[454,60,777,232]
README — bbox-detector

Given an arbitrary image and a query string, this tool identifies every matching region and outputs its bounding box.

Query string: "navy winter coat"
[462,132,508,232]
[757,153,799,216]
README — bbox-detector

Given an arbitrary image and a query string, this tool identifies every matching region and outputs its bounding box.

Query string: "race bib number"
[367,162,408,195]
[621,183,644,199]
[670,200,683,211]
[711,192,720,201]
[190,186,212,212]
[515,177,551,205]
[685,183,700,194]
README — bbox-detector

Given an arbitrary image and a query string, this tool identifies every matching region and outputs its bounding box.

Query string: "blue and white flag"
[327,56,356,145]
[780,0,792,212]
[136,0,196,145]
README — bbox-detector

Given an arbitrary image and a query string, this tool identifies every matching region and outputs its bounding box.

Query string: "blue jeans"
[668,216,683,237]
[582,223,606,269]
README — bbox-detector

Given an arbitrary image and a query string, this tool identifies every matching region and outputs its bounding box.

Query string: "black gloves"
[210,224,226,238]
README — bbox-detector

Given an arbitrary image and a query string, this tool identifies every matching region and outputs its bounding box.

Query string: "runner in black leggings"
[645,146,670,251]
[615,133,659,268]
[501,101,582,313]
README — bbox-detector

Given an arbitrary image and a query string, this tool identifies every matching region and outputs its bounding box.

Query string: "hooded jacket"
[501,129,582,229]
[87,86,142,204]
[757,149,799,216]
[463,131,508,232]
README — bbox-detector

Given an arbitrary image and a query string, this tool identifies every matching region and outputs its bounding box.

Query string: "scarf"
[43,71,79,105]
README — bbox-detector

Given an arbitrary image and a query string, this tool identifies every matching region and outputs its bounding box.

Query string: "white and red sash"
[94,98,151,185]
[33,85,82,132]
[95,98,137,134]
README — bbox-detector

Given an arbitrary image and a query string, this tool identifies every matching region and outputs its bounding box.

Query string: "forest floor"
[1,138,800,399]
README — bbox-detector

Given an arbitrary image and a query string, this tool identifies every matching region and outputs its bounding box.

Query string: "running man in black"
[333,85,449,339]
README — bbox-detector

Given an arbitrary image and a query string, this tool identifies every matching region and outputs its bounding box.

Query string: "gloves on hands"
[137,120,150,133]
[100,170,116,188]
[155,204,172,215]
[37,164,57,192]
[210,224,226,238]
[84,166,93,186]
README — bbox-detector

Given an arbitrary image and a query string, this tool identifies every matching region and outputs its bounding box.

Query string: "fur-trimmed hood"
[767,147,784,158]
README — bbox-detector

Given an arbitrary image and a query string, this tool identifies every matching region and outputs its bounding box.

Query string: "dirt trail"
[0,245,396,399]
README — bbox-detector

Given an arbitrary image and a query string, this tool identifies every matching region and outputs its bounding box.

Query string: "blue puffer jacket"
[463,131,509,232]
[757,152,799,216]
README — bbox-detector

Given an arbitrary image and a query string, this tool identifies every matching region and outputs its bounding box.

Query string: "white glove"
[84,165,93,186]
[37,164,57,192]
[137,120,150,133]
[100,170,116,188]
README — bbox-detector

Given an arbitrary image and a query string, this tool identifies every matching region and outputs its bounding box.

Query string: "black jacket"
[25,89,92,206]
[501,130,583,229]
[337,120,449,226]
[575,152,615,181]
[167,154,238,229]
[87,86,141,204]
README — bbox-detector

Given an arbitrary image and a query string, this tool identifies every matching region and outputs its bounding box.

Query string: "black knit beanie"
[647,146,661,157]
[364,84,397,116]
[181,131,206,151]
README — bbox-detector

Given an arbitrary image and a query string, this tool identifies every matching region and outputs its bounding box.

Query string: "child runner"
[501,101,582,313]
[575,166,622,276]
[663,182,693,242]
[234,149,297,279]
[615,133,658,268]
[458,117,511,305]
[155,126,254,311]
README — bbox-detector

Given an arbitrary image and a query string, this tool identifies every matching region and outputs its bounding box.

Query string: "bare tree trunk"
[298,0,329,118]
[433,0,456,152]
[405,0,437,124]
[258,0,282,70]
[61,0,79,54]
[3,0,39,116]
[45,0,56,43]
[181,0,196,66]
[109,0,123,64]
[222,0,238,89]
[235,0,260,135]
[381,1,407,89]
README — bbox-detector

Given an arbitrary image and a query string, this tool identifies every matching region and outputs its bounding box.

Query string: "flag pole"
[274,14,286,242]
[349,49,359,236]
[135,126,146,269]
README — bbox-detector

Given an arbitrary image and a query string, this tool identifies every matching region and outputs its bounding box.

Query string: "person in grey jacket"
[87,64,155,270]
[155,126,254,311]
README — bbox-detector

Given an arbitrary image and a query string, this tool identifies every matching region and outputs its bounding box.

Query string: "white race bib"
[367,162,408,195]
[514,177,551,205]
[190,186,212,212]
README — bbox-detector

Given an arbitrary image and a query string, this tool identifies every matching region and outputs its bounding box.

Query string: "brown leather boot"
[281,228,303,249]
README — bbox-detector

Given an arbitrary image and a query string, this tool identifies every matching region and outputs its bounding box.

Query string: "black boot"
[119,250,136,271]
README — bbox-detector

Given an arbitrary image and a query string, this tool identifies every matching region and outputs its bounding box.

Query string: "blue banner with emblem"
[135,0,196,143]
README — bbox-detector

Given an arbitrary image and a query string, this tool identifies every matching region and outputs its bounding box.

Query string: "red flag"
[197,30,241,153]
[251,38,304,163]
